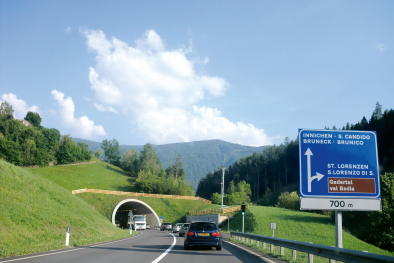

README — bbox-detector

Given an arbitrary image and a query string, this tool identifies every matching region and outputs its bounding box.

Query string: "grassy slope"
[28,159,136,192]
[0,160,133,258]
[77,193,212,224]
[28,160,212,224]
[224,206,394,258]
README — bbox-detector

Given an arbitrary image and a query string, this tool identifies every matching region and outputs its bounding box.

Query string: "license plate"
[198,233,209,236]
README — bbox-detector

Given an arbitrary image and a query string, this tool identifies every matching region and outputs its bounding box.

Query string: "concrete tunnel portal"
[112,199,160,228]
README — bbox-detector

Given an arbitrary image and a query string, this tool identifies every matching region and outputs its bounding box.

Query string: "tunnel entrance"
[112,199,160,229]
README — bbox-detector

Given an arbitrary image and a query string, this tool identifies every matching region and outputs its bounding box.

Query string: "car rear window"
[189,222,217,231]
[183,224,190,227]
[163,223,171,225]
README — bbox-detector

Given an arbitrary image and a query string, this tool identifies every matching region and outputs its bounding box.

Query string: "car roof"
[190,221,217,224]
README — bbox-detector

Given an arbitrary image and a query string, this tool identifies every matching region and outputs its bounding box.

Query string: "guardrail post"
[280,246,284,255]
[256,240,259,246]
[329,246,335,263]
[308,242,313,263]
[263,242,266,249]
[251,239,253,245]
[270,243,274,253]
[292,249,296,260]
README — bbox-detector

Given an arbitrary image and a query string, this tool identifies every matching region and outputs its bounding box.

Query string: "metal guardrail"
[230,231,394,263]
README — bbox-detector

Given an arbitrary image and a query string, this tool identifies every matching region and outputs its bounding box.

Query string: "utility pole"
[221,167,225,209]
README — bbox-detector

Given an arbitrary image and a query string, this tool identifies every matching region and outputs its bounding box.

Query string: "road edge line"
[224,240,277,263]
[0,232,143,263]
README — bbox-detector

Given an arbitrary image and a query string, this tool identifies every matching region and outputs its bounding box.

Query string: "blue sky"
[1,0,393,146]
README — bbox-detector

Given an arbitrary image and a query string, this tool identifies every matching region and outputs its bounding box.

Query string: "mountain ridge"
[72,138,268,190]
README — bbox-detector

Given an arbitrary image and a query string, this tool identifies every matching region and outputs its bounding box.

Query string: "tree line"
[196,102,394,251]
[197,102,394,203]
[99,138,194,196]
[0,101,92,166]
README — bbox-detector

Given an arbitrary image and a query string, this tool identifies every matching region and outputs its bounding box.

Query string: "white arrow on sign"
[305,148,325,192]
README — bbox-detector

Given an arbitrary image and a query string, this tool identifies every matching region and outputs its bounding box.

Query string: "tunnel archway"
[112,199,160,228]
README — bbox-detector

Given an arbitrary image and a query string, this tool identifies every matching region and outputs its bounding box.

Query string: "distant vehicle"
[146,224,151,230]
[129,215,146,230]
[160,222,172,231]
[172,223,183,233]
[179,223,190,237]
[184,221,222,250]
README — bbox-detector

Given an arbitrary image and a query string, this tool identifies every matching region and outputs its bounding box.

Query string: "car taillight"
[212,231,220,237]
[187,231,195,236]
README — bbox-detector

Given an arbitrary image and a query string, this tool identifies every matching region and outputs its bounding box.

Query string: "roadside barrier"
[230,231,394,263]
[188,204,249,216]
[71,188,211,204]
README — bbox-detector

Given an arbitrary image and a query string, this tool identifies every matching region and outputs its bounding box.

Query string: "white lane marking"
[151,233,176,263]
[224,241,276,263]
[0,232,143,263]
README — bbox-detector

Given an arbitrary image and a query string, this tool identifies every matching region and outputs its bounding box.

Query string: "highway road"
[0,230,277,263]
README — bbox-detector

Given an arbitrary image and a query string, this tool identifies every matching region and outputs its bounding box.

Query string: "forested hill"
[72,138,267,190]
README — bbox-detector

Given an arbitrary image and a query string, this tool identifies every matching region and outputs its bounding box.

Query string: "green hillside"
[28,160,212,224]
[28,158,136,192]
[0,160,133,258]
[77,193,212,224]
[72,138,267,189]
[225,206,394,260]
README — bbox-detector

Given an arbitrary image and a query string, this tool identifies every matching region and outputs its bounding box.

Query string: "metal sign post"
[335,211,342,248]
[242,214,244,233]
[221,168,225,209]
[299,129,381,248]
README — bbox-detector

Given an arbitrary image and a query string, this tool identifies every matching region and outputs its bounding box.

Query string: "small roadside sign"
[299,129,381,211]
[270,223,276,230]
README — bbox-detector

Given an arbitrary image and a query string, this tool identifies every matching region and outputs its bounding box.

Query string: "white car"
[172,223,183,233]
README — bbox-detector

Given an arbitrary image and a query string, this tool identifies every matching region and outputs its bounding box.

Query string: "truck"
[129,215,147,230]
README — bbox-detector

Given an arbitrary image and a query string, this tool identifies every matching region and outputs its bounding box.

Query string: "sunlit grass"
[224,205,394,261]
[28,159,136,192]
[0,160,136,258]
[77,193,213,225]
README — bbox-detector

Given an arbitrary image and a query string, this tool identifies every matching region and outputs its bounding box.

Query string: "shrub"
[276,191,300,210]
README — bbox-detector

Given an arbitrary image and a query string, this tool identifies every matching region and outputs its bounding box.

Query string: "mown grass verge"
[27,158,136,192]
[77,193,213,224]
[28,159,213,225]
[0,160,136,258]
[223,206,394,261]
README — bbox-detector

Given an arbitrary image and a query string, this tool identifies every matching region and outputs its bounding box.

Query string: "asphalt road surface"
[0,230,275,263]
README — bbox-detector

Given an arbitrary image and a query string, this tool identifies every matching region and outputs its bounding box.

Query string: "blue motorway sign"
[299,129,380,199]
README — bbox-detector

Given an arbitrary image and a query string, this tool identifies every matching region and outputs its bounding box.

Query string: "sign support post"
[242,214,244,233]
[335,211,342,248]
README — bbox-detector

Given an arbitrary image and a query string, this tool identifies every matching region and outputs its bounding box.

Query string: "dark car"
[184,221,222,250]
[179,223,190,237]
[160,222,172,231]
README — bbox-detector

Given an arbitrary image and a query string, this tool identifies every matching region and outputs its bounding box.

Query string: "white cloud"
[94,102,117,113]
[51,90,106,139]
[1,93,40,119]
[66,27,71,33]
[137,106,272,146]
[82,29,273,146]
[373,41,387,52]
